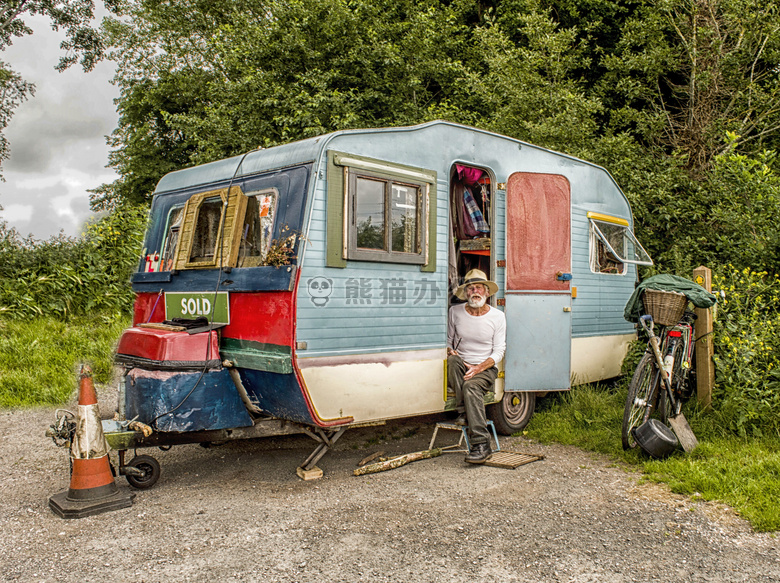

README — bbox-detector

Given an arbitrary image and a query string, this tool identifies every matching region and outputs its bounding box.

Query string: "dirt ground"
[2,386,778,583]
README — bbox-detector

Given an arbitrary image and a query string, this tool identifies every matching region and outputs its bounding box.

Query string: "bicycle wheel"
[622,352,661,450]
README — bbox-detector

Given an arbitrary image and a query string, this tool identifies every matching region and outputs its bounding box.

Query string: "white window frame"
[588,212,652,275]
[335,154,432,265]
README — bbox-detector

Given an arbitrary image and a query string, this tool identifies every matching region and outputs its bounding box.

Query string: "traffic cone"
[49,366,134,519]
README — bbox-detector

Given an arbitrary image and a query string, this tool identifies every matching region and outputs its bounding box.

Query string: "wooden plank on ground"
[668,414,699,452]
[484,451,545,470]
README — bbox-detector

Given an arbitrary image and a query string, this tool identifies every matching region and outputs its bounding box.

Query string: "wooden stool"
[429,420,500,453]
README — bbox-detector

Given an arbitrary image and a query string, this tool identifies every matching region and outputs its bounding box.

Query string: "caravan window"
[173,186,246,270]
[347,168,426,264]
[326,151,436,269]
[353,176,420,254]
[189,197,224,262]
[588,212,652,274]
[237,189,278,267]
[159,205,184,271]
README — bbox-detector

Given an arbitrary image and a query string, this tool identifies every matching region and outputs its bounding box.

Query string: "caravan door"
[504,173,572,391]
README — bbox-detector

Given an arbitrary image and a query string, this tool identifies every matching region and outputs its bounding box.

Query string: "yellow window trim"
[173,185,247,270]
[587,211,629,226]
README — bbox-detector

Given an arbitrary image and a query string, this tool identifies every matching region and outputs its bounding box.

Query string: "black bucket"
[633,419,678,458]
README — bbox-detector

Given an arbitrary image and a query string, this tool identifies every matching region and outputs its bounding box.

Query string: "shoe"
[454,414,467,426]
[444,398,457,411]
[464,441,492,464]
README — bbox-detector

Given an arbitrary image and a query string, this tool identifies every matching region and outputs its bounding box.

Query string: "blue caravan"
[112,121,652,482]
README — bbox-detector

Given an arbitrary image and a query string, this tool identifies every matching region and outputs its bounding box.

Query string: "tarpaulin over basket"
[623,274,717,323]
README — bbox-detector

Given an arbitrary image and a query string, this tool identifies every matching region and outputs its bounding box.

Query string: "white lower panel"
[298,350,446,423]
[571,334,635,385]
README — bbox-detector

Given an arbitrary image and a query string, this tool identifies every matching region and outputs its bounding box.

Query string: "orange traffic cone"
[49,366,134,518]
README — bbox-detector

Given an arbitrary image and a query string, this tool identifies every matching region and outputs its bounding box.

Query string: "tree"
[97,0,598,207]
[598,0,780,174]
[0,0,120,177]
[97,0,780,276]
[0,61,33,173]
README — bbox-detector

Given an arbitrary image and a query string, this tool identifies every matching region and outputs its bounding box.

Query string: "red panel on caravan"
[224,291,294,345]
[132,291,295,347]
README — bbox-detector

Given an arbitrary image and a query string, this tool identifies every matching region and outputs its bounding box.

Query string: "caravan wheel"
[487,391,536,435]
[125,455,161,490]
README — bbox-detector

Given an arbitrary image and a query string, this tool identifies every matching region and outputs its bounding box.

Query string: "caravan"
[113,121,652,480]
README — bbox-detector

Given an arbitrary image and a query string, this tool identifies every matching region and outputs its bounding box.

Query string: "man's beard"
[467,295,487,309]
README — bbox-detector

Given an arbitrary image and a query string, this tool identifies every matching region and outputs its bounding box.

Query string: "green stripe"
[220,338,292,374]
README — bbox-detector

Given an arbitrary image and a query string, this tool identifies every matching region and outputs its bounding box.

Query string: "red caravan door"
[504,172,572,391]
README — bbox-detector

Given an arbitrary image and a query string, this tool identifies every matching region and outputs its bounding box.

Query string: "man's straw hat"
[454,269,499,300]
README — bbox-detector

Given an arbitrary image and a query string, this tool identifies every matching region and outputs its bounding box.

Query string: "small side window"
[237,189,278,267]
[588,212,652,275]
[158,206,184,271]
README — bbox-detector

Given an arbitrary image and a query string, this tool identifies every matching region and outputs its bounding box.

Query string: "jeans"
[447,354,497,445]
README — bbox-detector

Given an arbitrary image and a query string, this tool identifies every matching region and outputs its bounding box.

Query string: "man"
[447,269,506,464]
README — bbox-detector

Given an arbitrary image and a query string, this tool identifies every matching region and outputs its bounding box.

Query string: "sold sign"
[164,292,230,325]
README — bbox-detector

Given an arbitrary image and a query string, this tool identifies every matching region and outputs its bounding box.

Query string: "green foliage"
[642,437,780,532]
[711,267,780,438]
[453,9,603,152]
[705,145,780,271]
[0,1,121,72]
[0,314,129,407]
[597,0,780,170]
[589,135,780,275]
[0,205,146,319]
[97,0,606,207]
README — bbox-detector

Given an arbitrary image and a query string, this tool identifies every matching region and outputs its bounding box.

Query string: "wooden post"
[693,266,714,408]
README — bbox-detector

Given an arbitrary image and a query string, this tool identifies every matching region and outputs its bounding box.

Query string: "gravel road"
[2,387,778,583]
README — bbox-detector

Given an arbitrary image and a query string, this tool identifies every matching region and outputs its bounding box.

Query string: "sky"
[0,13,119,240]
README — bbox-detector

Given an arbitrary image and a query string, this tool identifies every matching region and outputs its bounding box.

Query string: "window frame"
[347,169,426,264]
[587,212,653,275]
[327,151,436,268]
[173,185,247,270]
[236,187,280,268]
[157,204,185,272]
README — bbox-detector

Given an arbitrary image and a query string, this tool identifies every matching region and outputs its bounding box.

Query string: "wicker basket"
[642,289,688,326]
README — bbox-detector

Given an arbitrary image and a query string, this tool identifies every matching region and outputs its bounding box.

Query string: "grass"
[0,314,130,407]
[525,384,780,532]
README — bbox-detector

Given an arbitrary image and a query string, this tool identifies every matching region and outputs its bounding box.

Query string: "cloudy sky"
[0,13,119,240]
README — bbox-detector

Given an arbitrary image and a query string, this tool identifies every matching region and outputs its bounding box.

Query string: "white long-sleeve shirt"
[447,303,506,366]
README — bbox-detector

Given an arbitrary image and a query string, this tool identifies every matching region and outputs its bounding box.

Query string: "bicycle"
[621,291,697,452]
